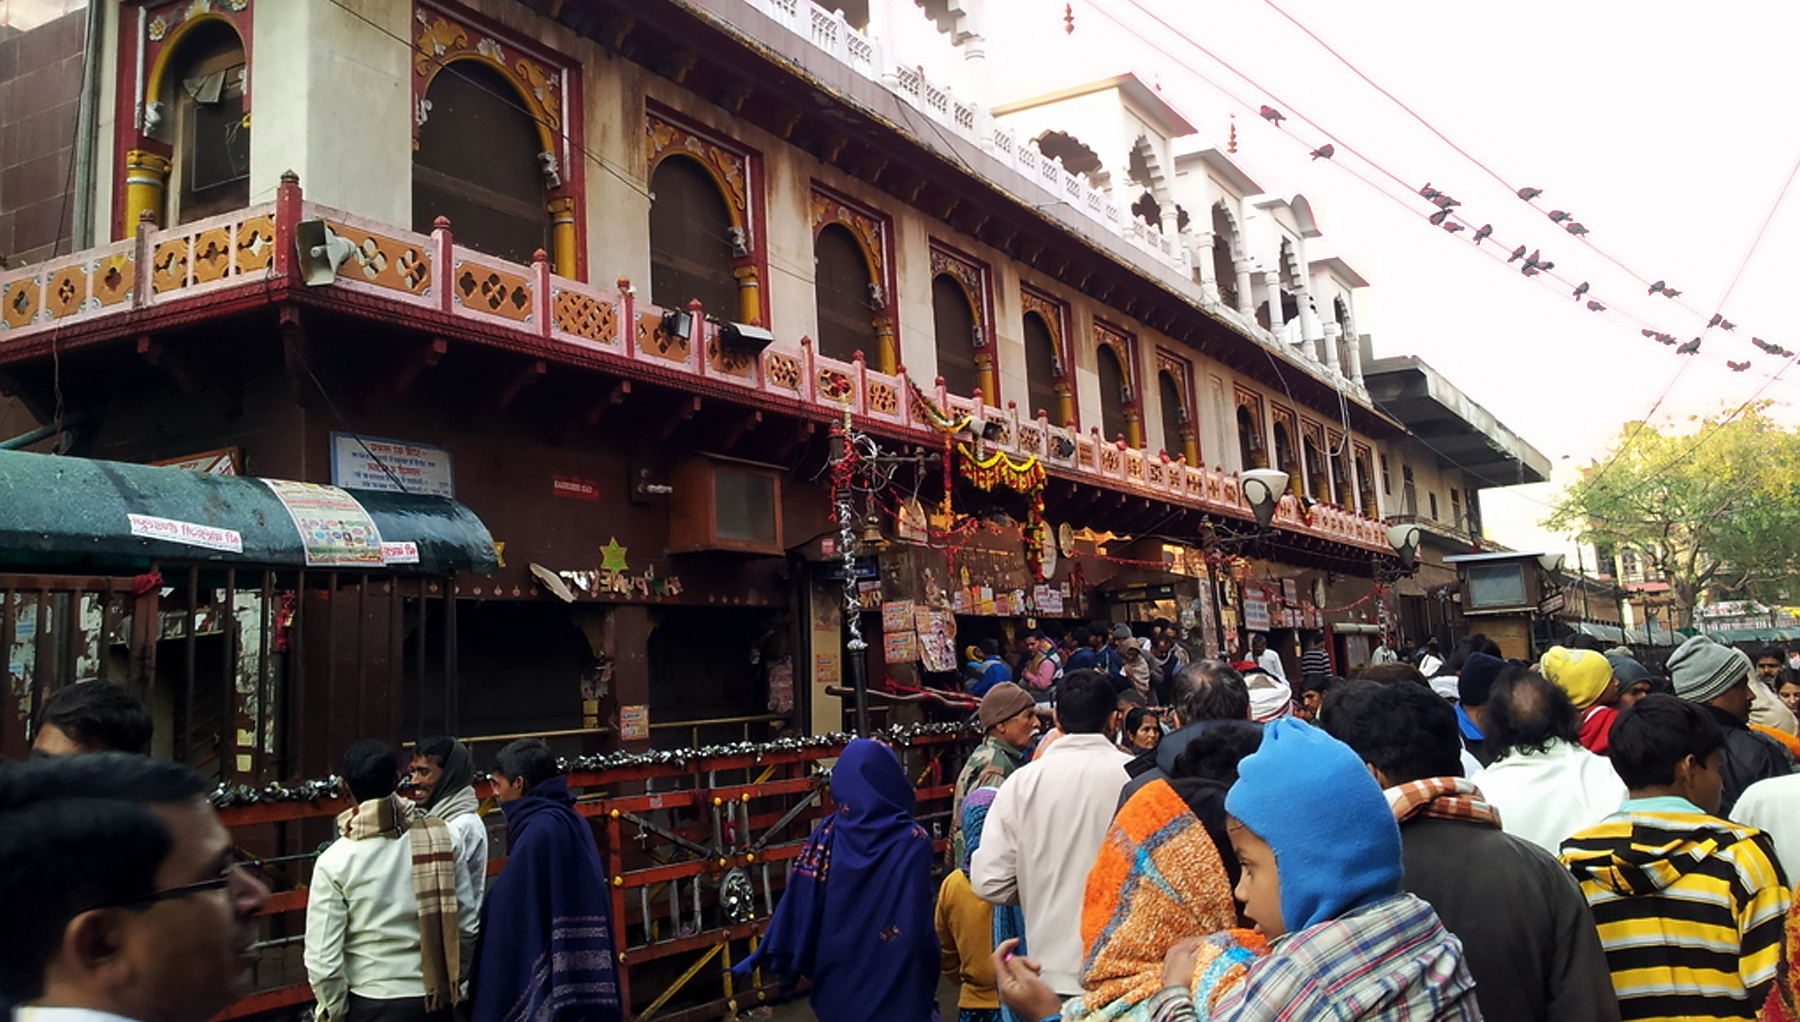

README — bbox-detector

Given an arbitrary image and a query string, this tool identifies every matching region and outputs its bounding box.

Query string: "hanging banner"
[261,480,386,567]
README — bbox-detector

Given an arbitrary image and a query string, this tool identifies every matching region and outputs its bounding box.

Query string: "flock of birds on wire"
[1255,104,1782,376]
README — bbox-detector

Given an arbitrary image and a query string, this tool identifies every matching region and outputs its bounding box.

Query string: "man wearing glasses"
[0,752,270,1022]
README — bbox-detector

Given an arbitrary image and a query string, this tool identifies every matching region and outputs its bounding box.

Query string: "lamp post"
[1386,522,1422,570]
[1241,468,1290,529]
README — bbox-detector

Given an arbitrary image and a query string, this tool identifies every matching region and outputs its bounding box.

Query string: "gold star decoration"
[600,537,629,574]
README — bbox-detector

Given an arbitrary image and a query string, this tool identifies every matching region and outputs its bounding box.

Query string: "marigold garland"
[956,444,1046,491]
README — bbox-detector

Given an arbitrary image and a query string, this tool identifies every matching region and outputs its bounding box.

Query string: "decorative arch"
[1126,135,1171,232]
[810,185,897,372]
[113,0,255,237]
[929,241,994,401]
[1233,385,1266,472]
[1289,193,1321,238]
[1092,319,1142,448]
[1155,349,1198,465]
[1032,129,1104,179]
[1270,404,1300,497]
[1300,418,1327,499]
[646,108,765,324]
[1021,285,1074,428]
[1210,203,1245,309]
[411,1,582,277]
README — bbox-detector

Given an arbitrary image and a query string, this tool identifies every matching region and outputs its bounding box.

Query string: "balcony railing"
[0,180,1393,556]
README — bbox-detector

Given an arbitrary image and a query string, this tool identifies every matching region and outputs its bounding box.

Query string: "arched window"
[814,223,878,363]
[1211,206,1239,308]
[1158,371,1184,457]
[1022,311,1061,423]
[161,21,249,225]
[1131,191,1161,232]
[931,274,980,397]
[1303,435,1327,498]
[1096,346,1128,443]
[414,62,549,265]
[650,157,737,318]
[1272,422,1298,494]
[1236,406,1263,471]
[1356,452,1376,513]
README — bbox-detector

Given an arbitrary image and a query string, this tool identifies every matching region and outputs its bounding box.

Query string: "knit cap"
[1224,717,1401,933]
[1605,654,1652,689]
[978,682,1036,730]
[1457,652,1505,708]
[1539,646,1613,709]
[1668,634,1752,705]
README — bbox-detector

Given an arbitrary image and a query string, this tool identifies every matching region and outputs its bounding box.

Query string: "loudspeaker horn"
[293,219,355,287]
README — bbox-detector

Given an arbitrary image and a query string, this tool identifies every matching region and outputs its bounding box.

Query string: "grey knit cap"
[1667,635,1751,705]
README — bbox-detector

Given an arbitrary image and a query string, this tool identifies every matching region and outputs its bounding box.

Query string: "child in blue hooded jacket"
[1147,717,1482,1021]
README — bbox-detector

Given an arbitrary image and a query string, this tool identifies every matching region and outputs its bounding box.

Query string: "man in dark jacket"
[1119,659,1255,803]
[1667,635,1792,815]
[1341,683,1620,1022]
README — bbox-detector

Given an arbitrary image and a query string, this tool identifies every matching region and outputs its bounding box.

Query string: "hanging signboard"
[330,433,455,498]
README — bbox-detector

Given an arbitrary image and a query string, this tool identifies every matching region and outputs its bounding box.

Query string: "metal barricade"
[211,728,973,1022]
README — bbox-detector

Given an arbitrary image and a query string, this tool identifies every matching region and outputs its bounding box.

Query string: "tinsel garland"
[956,444,1046,491]
[957,443,1050,581]
[908,378,972,435]
[206,721,975,808]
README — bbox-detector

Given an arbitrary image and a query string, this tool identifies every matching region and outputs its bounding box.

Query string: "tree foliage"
[1545,406,1800,620]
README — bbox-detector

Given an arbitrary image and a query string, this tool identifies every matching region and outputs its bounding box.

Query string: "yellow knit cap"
[1538,646,1612,709]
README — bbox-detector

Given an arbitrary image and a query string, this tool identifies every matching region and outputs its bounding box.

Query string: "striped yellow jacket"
[1561,806,1791,1022]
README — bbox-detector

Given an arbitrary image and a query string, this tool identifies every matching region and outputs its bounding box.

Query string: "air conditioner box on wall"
[668,453,785,556]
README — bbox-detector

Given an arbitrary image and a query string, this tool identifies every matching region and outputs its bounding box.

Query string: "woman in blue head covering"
[733,738,939,1021]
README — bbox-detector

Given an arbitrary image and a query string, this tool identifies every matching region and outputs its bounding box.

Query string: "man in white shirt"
[1249,632,1288,683]
[1471,670,1625,854]
[1731,772,1800,881]
[306,741,478,1022]
[971,669,1132,995]
[0,752,271,1022]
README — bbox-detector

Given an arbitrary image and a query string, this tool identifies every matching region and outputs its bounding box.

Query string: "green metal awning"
[0,450,497,574]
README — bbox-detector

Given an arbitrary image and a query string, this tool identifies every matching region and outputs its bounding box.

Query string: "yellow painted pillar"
[734,261,761,325]
[975,352,999,410]
[1181,428,1199,467]
[1124,408,1144,449]
[872,315,897,374]
[1055,381,1075,430]
[124,150,172,236]
[547,197,577,278]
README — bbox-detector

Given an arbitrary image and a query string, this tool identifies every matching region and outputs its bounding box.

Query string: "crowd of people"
[754,629,1800,1021]
[0,681,622,1022]
[11,626,1800,1022]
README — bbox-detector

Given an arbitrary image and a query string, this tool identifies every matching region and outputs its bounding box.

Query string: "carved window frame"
[646,103,767,324]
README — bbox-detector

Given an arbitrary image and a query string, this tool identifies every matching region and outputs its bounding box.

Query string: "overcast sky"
[955,0,1800,553]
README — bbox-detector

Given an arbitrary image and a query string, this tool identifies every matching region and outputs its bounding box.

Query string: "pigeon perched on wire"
[1641,330,1677,345]
[1586,300,1606,312]
[1420,184,1442,200]
[1428,208,1452,226]
[1431,194,1461,209]
[1472,224,1493,245]
[1721,318,1737,331]
[1517,186,1544,201]
[1565,223,1589,237]
[1649,280,1682,298]
[1708,313,1724,329]
[1310,144,1335,160]
[1523,251,1554,273]
[1548,211,1573,224]
[1572,282,1590,299]
[1522,265,1542,277]
[1675,337,1702,354]
[1508,245,1528,263]
[1728,360,1751,372]
[1751,337,1794,357]
[1443,222,1466,234]
[1260,105,1286,125]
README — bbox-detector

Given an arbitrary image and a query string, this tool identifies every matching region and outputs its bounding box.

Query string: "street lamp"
[1241,468,1290,529]
[1386,522,1422,570]
[1536,552,1566,574]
